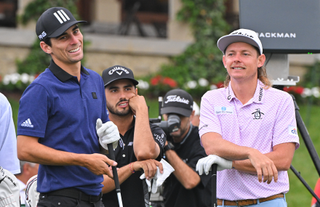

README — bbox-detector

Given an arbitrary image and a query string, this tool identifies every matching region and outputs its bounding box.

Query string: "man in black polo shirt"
[161,89,212,207]
[101,65,166,207]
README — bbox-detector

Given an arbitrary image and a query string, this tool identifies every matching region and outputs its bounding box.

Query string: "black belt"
[40,188,102,203]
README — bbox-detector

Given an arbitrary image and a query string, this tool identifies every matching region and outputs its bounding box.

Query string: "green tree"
[142,0,231,99]
[16,0,80,75]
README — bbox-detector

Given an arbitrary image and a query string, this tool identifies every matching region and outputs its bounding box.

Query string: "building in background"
[0,0,315,80]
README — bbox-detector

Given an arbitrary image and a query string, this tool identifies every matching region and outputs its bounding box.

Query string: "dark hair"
[43,38,52,47]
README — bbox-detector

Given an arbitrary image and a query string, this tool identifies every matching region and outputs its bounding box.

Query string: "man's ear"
[222,56,227,69]
[190,110,195,121]
[40,41,51,54]
[257,54,266,68]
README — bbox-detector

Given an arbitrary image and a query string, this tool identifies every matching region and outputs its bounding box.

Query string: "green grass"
[8,97,320,206]
[287,104,320,207]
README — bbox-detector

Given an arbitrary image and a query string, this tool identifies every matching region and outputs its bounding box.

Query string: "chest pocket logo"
[252,108,264,120]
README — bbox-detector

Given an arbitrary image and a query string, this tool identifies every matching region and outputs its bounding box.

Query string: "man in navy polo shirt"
[160,89,212,207]
[17,7,119,207]
[101,65,166,207]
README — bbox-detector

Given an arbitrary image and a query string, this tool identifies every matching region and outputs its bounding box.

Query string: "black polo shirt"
[102,118,166,207]
[163,126,212,207]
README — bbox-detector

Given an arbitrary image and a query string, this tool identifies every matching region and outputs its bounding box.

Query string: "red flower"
[283,86,292,92]
[150,75,162,86]
[216,82,224,88]
[150,75,177,88]
[34,74,40,79]
[283,86,304,95]
[162,77,177,88]
[294,86,304,95]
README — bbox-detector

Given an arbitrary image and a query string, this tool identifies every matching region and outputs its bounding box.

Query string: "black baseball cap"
[36,7,86,41]
[161,89,193,117]
[102,65,139,87]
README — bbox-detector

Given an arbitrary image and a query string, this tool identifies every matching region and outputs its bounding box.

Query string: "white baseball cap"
[25,175,39,207]
[217,28,263,55]
[0,166,20,207]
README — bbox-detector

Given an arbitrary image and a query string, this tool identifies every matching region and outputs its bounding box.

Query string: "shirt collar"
[226,82,236,102]
[48,59,89,82]
[252,80,265,104]
[225,80,265,103]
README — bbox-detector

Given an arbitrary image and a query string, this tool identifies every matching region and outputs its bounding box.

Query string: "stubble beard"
[107,102,132,117]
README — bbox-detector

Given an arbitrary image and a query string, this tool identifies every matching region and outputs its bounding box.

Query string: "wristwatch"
[164,141,174,152]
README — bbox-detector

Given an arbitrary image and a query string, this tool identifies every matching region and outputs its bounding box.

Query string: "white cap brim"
[217,29,263,55]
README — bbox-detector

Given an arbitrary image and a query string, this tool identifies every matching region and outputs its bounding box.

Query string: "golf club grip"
[211,164,217,207]
[107,144,121,193]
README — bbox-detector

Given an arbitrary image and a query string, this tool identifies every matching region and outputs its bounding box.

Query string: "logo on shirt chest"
[252,108,264,120]
[215,106,233,114]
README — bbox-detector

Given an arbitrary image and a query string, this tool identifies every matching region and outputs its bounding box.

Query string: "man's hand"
[128,94,148,115]
[82,153,117,178]
[196,155,232,175]
[138,159,164,193]
[96,119,120,150]
[134,159,163,179]
[247,149,278,184]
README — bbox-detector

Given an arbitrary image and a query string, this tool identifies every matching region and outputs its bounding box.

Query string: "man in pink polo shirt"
[196,28,299,207]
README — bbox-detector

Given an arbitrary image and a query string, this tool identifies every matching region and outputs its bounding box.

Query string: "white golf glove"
[196,155,232,175]
[140,172,158,193]
[96,118,120,150]
[140,159,174,193]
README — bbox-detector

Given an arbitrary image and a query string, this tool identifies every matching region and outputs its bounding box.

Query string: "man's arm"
[129,94,160,160]
[201,132,279,183]
[17,135,116,177]
[102,159,163,193]
[0,95,20,174]
[232,142,296,172]
[165,149,200,189]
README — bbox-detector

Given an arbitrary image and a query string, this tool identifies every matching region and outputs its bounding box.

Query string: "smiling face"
[105,79,137,117]
[222,42,265,83]
[40,24,84,68]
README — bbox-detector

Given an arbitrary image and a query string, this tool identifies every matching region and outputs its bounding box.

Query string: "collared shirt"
[199,80,299,200]
[163,126,212,207]
[0,93,20,174]
[17,60,108,196]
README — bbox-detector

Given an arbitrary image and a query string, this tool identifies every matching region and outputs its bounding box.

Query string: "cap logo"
[38,31,47,40]
[108,66,130,76]
[231,31,254,39]
[165,95,189,105]
[53,9,71,24]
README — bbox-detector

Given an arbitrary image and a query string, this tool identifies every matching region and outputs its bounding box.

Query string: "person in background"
[101,65,165,207]
[161,89,211,207]
[15,161,39,206]
[197,28,299,207]
[0,92,20,175]
[17,7,119,207]
[191,101,200,127]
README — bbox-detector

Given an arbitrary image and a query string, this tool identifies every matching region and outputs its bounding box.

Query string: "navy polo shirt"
[17,60,109,196]
[102,118,166,207]
[163,126,212,207]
